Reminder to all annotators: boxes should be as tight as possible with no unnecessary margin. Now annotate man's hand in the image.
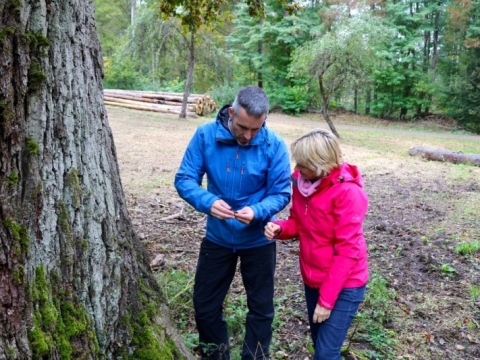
[210,200,235,220]
[313,304,331,324]
[264,222,281,240]
[234,206,254,224]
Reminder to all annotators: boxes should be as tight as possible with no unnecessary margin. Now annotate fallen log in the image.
[104,89,201,103]
[104,89,204,98]
[408,146,480,166]
[103,96,194,111]
[103,89,217,116]
[104,101,197,117]
[103,93,160,103]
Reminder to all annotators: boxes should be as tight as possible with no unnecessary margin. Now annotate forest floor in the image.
[107,105,480,360]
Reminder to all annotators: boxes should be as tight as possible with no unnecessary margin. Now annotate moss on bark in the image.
[28,265,101,359]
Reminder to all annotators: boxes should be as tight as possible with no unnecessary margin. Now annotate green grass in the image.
[349,271,400,359]
[455,240,480,256]
[342,130,480,157]
[471,285,480,302]
[156,266,308,360]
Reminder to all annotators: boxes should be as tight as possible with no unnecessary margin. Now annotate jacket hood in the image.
[292,162,364,192]
[216,104,231,129]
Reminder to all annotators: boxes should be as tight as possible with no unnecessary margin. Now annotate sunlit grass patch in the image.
[455,240,480,256]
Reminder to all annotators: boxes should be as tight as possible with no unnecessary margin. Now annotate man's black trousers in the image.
[193,239,276,360]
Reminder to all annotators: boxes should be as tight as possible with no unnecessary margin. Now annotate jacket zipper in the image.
[230,147,240,252]
[225,161,230,188]
[239,164,244,190]
[305,197,309,215]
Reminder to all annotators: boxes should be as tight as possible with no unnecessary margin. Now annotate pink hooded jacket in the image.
[274,162,369,310]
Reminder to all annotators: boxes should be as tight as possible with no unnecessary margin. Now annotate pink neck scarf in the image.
[297,174,322,197]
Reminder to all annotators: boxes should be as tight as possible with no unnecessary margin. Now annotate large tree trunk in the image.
[0,1,193,359]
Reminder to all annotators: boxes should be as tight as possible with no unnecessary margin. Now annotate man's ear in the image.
[228,107,234,118]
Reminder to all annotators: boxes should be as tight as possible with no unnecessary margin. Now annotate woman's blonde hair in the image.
[290,129,343,177]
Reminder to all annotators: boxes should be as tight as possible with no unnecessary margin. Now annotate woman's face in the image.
[294,163,320,181]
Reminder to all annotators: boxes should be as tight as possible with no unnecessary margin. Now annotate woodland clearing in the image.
[107,105,480,360]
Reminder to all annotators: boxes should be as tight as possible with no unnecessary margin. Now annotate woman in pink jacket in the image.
[265,129,369,360]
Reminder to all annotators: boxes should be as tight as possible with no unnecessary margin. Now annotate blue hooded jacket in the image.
[174,105,291,250]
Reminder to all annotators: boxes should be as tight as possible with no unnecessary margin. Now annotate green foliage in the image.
[160,78,186,93]
[93,0,480,133]
[269,85,309,115]
[352,271,399,358]
[455,240,480,256]
[154,0,227,34]
[93,0,131,56]
[157,268,194,326]
[228,2,320,89]
[438,0,480,133]
[104,55,145,90]
[440,263,457,277]
[471,285,480,302]
[210,81,239,108]
[290,14,390,115]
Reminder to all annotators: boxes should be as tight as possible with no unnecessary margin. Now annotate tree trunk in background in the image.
[258,41,263,88]
[365,88,371,115]
[0,1,193,359]
[354,89,358,114]
[257,18,264,89]
[131,0,136,25]
[180,32,195,119]
[318,76,340,138]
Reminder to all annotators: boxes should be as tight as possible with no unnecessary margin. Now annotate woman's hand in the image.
[264,222,281,240]
[313,304,331,323]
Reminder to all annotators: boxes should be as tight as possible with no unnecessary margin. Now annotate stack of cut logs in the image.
[103,89,217,117]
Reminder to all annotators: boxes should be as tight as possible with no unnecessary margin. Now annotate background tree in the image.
[154,0,228,118]
[94,0,133,56]
[438,0,480,132]
[290,15,389,137]
[0,0,193,358]
[91,0,480,134]
[227,1,320,113]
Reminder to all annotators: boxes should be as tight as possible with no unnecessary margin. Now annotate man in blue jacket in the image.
[175,86,291,359]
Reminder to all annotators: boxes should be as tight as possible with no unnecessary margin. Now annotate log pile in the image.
[409,146,480,167]
[103,89,217,117]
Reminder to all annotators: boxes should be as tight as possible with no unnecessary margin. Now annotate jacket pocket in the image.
[238,161,266,194]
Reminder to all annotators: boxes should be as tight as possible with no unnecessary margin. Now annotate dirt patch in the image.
[108,106,480,359]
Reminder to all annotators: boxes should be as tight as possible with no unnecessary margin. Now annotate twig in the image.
[159,211,183,221]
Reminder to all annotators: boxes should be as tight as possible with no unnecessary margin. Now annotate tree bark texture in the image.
[408,146,480,167]
[0,1,193,359]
